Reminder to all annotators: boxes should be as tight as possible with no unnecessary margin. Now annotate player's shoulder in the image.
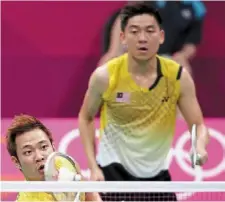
[93,64,109,84]
[157,55,182,80]
[94,64,108,78]
[17,192,55,202]
[91,54,127,96]
[16,192,37,202]
[92,54,127,87]
[179,66,193,86]
[89,64,109,94]
[157,55,180,68]
[106,53,128,71]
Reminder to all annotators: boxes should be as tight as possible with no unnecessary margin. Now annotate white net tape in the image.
[2,181,225,193]
[2,181,225,201]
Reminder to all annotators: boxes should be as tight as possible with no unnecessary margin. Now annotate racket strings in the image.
[44,152,84,201]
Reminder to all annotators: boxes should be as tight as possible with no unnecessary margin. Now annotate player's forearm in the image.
[86,192,102,201]
[78,117,98,169]
[196,124,209,149]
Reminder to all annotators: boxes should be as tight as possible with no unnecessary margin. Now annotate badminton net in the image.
[1,181,225,201]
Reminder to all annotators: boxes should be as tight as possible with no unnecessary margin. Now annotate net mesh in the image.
[99,192,225,201]
[2,191,225,201]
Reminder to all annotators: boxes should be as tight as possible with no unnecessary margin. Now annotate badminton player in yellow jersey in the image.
[79,2,209,201]
[6,114,101,201]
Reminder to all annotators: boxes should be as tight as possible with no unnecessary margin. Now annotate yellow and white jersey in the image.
[16,191,56,202]
[17,185,85,202]
[17,192,85,202]
[97,53,182,178]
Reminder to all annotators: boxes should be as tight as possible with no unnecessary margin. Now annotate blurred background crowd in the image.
[2,1,225,118]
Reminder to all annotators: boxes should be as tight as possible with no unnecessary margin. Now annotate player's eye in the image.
[147,30,154,33]
[23,151,32,156]
[41,145,49,150]
[131,30,138,34]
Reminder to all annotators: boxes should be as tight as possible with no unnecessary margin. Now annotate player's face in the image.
[121,14,164,61]
[11,129,54,181]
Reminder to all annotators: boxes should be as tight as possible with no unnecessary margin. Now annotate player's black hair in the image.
[120,2,162,32]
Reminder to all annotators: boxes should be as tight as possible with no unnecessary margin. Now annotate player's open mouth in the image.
[38,165,45,173]
[138,47,148,52]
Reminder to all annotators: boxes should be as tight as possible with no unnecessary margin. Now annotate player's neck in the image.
[128,54,157,76]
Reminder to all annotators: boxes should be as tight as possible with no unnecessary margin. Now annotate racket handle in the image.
[191,153,202,168]
[196,153,202,165]
[74,192,81,202]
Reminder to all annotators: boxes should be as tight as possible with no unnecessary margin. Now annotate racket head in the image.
[44,152,78,181]
[44,152,84,201]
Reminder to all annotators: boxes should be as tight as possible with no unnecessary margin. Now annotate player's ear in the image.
[159,29,165,45]
[120,31,127,46]
[11,156,21,170]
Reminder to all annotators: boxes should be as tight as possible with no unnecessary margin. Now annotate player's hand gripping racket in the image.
[191,124,202,169]
[44,152,83,202]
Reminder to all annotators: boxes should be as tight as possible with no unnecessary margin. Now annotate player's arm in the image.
[78,65,109,171]
[178,68,209,163]
[85,192,103,202]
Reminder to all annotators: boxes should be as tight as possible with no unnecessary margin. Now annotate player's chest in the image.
[107,77,178,107]
[105,87,177,124]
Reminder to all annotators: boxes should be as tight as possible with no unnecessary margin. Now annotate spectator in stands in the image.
[98,1,206,74]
